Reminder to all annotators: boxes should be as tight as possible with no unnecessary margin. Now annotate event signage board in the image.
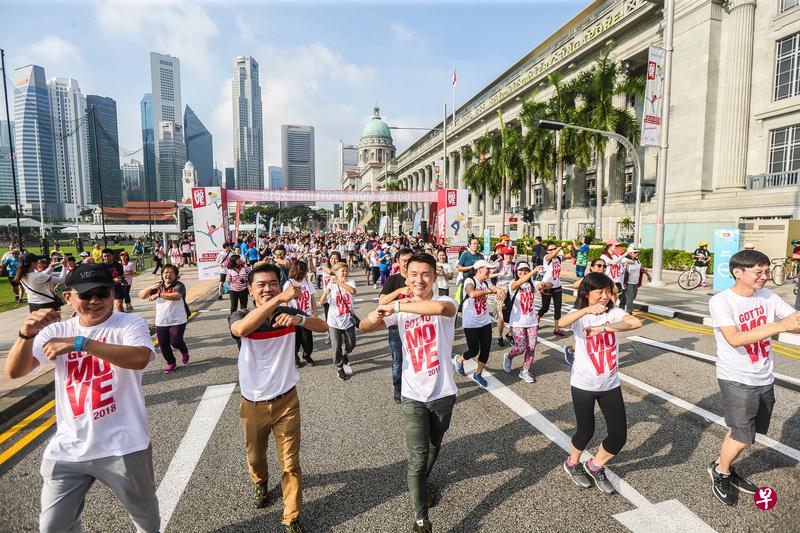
[641,46,666,146]
[713,229,740,291]
[435,189,469,246]
[190,187,226,280]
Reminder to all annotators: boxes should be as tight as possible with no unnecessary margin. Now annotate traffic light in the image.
[523,206,535,223]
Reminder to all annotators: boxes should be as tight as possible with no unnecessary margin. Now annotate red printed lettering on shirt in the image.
[520,289,534,315]
[609,263,620,280]
[740,314,770,362]
[63,339,116,418]
[585,330,618,375]
[335,292,351,316]
[404,320,439,373]
[474,295,487,315]
[552,260,561,281]
[297,288,310,312]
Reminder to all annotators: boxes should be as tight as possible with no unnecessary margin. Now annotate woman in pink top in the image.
[120,251,136,312]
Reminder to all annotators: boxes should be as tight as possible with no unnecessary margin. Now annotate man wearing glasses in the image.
[5,264,159,532]
[707,250,800,506]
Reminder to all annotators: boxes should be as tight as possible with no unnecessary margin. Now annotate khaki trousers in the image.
[240,387,302,525]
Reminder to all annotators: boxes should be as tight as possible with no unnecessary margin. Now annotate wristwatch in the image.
[394,301,401,314]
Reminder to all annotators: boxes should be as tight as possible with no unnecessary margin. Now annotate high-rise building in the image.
[268,165,283,189]
[87,95,123,207]
[140,94,156,203]
[150,52,184,200]
[0,121,15,207]
[13,65,59,218]
[184,105,214,186]
[121,160,144,202]
[232,56,264,189]
[225,167,235,189]
[156,121,186,201]
[48,78,91,218]
[212,167,222,187]
[281,125,315,205]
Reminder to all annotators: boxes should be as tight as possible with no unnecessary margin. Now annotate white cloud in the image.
[235,16,255,44]
[18,36,85,76]
[390,23,418,42]
[94,0,219,74]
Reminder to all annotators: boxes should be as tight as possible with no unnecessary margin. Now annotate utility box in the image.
[739,219,798,258]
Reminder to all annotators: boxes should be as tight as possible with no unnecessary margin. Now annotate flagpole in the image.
[452,64,456,131]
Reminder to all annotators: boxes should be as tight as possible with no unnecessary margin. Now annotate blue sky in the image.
[1,0,586,189]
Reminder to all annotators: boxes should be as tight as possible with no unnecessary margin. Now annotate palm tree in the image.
[573,48,644,239]
[463,135,499,231]
[370,202,382,231]
[520,99,555,211]
[497,111,526,235]
[385,180,406,233]
[345,203,353,224]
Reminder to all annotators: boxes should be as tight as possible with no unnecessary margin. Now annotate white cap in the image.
[743,242,755,249]
[516,261,531,271]
[79,251,89,257]
[472,260,493,270]
[627,246,639,254]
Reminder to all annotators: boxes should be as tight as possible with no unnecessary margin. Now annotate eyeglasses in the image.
[547,248,557,252]
[75,287,112,300]
[743,269,770,279]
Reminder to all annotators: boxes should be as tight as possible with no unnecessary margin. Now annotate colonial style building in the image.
[384,0,800,251]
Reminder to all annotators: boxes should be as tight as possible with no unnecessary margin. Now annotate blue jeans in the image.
[388,327,403,393]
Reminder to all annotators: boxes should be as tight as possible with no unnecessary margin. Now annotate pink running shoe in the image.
[164,364,177,374]
[181,353,190,365]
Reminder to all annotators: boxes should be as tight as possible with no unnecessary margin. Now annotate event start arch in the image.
[188,187,470,280]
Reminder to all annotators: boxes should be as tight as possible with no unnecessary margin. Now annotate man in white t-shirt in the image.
[5,264,158,533]
[229,263,328,531]
[360,252,458,533]
[707,249,800,506]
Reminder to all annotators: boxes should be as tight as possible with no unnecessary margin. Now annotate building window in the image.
[781,0,800,14]
[775,33,800,101]
[578,223,595,238]
[547,224,557,239]
[586,174,597,202]
[533,188,543,205]
[768,124,800,173]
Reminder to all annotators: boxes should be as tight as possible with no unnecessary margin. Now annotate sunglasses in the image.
[75,287,112,300]
[592,263,606,268]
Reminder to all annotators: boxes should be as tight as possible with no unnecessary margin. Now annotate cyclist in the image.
[132,240,145,269]
[693,241,711,288]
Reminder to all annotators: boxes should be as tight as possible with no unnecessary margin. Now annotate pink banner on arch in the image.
[224,189,439,203]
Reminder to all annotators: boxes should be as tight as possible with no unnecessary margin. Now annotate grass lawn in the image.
[0,277,25,313]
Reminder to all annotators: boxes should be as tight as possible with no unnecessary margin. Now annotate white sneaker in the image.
[519,370,536,383]
[325,333,331,345]
[502,352,512,373]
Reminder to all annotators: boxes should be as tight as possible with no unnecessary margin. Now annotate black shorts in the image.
[718,379,775,445]
[8,277,18,287]
[183,252,191,260]
[219,273,227,283]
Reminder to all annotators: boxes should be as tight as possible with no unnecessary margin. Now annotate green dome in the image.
[361,105,392,141]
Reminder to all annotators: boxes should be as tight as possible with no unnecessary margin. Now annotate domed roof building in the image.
[357,105,395,170]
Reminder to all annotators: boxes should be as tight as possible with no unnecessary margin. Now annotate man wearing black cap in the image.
[5,263,159,533]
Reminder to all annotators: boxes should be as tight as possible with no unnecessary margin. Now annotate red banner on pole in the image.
[234,202,241,241]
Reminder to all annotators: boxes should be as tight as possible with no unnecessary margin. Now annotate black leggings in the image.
[229,289,248,314]
[616,283,626,308]
[295,326,313,356]
[371,266,380,284]
[156,324,188,366]
[152,257,163,274]
[463,323,492,364]
[122,285,132,305]
[570,386,627,456]
[538,287,563,322]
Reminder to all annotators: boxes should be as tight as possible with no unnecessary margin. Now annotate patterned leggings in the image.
[508,326,537,372]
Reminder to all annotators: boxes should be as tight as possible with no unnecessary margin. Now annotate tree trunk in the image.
[596,148,604,240]
[525,169,532,208]
[500,174,508,236]
[482,194,488,233]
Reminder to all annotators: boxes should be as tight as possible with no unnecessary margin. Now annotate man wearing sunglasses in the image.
[5,264,159,532]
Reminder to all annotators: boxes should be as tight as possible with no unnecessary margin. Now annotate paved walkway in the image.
[0,266,217,419]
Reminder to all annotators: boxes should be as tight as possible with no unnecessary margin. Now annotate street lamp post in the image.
[536,119,643,246]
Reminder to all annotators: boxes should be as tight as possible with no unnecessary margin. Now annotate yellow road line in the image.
[0,415,56,466]
[772,346,800,360]
[0,400,55,445]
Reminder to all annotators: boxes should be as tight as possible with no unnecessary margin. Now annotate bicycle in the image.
[770,257,798,286]
[678,265,704,290]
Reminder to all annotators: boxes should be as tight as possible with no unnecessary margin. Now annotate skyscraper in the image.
[150,52,184,200]
[13,65,58,218]
[48,77,91,217]
[268,165,283,189]
[156,121,186,201]
[281,125,315,205]
[212,167,222,187]
[87,95,123,207]
[184,105,214,186]
[121,160,144,202]
[140,93,156,203]
[232,56,263,189]
[225,167,235,189]
[0,121,15,207]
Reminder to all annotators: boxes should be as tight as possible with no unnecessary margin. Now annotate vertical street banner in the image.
[641,46,666,147]
[713,229,740,291]
[436,189,468,246]
[412,209,423,235]
[190,187,225,280]
[379,215,389,236]
[268,217,274,235]
[255,212,261,235]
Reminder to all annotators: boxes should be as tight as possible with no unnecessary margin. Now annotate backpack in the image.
[456,276,476,313]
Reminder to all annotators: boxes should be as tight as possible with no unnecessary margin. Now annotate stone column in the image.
[608,149,625,203]
[448,153,457,189]
[571,166,587,208]
[457,152,465,190]
[714,0,757,190]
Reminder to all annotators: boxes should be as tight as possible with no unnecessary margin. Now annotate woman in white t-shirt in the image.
[599,241,627,308]
[168,242,183,268]
[319,251,342,345]
[558,272,642,494]
[120,251,136,312]
[139,264,189,374]
[284,260,318,368]
[502,261,551,383]
[435,249,454,296]
[17,253,68,312]
[323,261,358,381]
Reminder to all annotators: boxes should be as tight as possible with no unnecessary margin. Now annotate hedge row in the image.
[474,237,711,271]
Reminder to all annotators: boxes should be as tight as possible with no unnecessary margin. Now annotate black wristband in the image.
[18,331,37,340]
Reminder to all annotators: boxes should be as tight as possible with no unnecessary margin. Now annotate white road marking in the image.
[461,359,715,532]
[643,304,675,318]
[537,338,800,463]
[156,383,236,531]
[628,335,800,388]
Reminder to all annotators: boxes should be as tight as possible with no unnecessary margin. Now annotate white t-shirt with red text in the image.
[508,281,540,328]
[569,307,627,392]
[32,312,156,462]
[541,255,563,289]
[462,277,491,329]
[709,288,794,386]
[284,279,315,315]
[327,279,358,329]
[601,253,625,286]
[383,296,458,402]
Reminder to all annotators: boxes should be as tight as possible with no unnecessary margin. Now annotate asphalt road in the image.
[1,279,798,533]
